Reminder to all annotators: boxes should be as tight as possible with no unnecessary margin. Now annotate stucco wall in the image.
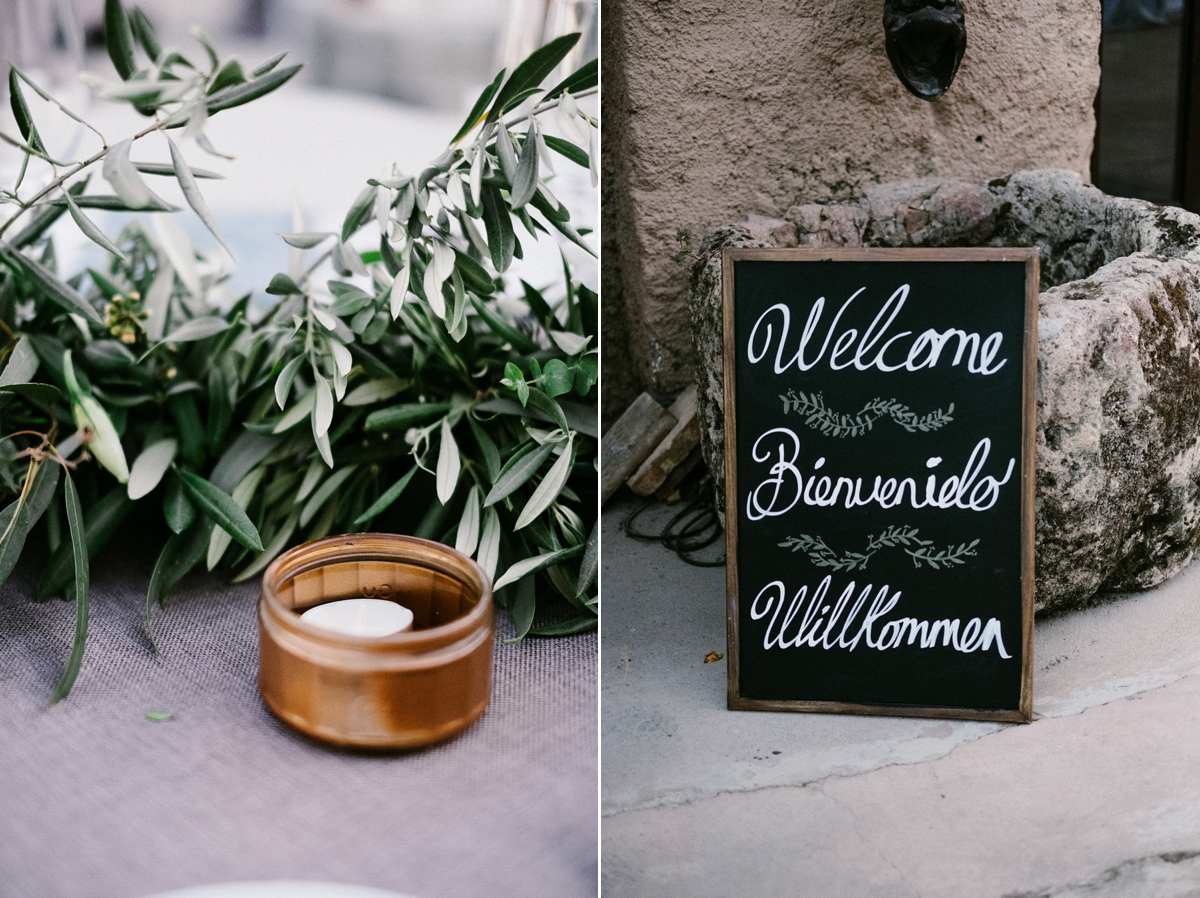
[601,0,1102,426]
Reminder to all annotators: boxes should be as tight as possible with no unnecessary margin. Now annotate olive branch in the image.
[780,390,954,438]
[779,525,980,571]
[0,3,599,702]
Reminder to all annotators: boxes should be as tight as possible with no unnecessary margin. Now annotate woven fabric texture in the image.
[0,547,597,898]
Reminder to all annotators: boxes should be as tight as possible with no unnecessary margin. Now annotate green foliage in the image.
[780,390,955,438]
[0,1,599,700]
[47,473,88,704]
[779,527,981,572]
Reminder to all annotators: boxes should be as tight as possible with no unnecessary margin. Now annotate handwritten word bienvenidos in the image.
[750,575,1012,657]
[746,428,1015,520]
[746,284,1007,375]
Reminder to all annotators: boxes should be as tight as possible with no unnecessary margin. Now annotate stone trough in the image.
[689,169,1200,614]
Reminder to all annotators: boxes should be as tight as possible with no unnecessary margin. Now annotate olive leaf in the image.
[103,138,157,209]
[511,123,540,208]
[266,273,302,295]
[389,258,411,317]
[252,51,288,78]
[576,521,598,598]
[510,578,537,642]
[274,390,316,433]
[343,377,405,407]
[515,437,574,529]
[48,474,89,704]
[436,416,461,504]
[167,134,231,256]
[8,67,47,155]
[452,67,505,145]
[1,246,101,322]
[161,316,230,343]
[543,135,590,168]
[130,7,162,61]
[206,63,302,114]
[491,33,580,116]
[0,461,60,588]
[163,474,196,534]
[38,488,133,601]
[103,0,137,80]
[0,336,39,386]
[493,543,584,591]
[530,615,596,637]
[274,356,304,408]
[455,485,482,557]
[543,57,598,102]
[495,125,518,183]
[176,469,263,552]
[0,383,59,406]
[481,185,516,271]
[128,438,178,500]
[312,375,334,438]
[300,465,355,527]
[206,467,264,570]
[364,401,451,432]
[485,442,553,507]
[476,506,501,581]
[279,232,333,249]
[352,466,417,525]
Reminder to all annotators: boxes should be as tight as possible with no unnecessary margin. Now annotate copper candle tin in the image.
[258,533,494,749]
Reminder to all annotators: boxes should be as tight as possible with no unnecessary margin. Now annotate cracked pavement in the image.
[602,496,1200,896]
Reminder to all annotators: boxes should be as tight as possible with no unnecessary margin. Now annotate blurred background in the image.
[0,0,598,312]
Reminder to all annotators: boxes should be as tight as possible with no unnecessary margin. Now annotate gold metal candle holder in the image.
[258,533,494,749]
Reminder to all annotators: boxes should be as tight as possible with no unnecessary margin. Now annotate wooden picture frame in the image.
[722,247,1038,723]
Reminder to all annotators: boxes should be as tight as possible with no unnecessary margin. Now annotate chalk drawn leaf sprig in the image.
[779,526,979,572]
[779,391,954,438]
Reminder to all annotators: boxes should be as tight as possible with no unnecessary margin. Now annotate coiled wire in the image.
[620,476,726,567]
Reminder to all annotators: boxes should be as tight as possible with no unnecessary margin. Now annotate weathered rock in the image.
[860,177,1000,247]
[745,214,798,247]
[689,169,1200,612]
[688,224,773,519]
[984,170,1200,288]
[786,204,868,247]
[1037,256,1200,610]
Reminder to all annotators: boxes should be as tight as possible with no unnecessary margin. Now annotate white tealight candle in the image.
[299,598,414,638]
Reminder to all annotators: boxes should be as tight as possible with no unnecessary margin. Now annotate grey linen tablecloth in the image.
[0,544,597,898]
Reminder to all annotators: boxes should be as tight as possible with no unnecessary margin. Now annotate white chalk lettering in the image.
[750,575,1012,658]
[746,284,1007,376]
[746,429,1015,519]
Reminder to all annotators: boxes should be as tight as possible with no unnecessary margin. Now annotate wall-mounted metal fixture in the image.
[884,0,968,100]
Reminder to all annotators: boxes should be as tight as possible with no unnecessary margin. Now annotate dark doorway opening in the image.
[1093,0,1190,205]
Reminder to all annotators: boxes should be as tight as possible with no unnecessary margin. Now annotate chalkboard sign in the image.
[722,247,1037,723]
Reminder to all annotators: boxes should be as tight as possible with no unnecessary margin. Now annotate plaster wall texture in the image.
[601,0,1102,425]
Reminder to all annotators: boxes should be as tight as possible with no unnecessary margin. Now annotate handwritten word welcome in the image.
[747,284,1007,375]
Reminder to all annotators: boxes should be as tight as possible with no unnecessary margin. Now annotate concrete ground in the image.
[601,494,1200,897]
